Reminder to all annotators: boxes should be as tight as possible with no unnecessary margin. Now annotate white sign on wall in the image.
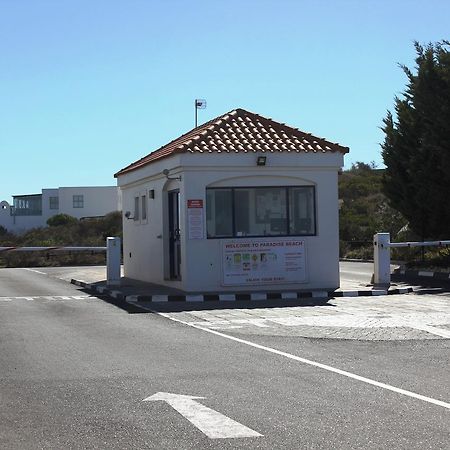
[187,199,204,240]
[222,238,306,286]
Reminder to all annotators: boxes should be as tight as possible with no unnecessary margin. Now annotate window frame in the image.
[133,196,140,222]
[49,196,59,210]
[141,193,148,223]
[73,195,84,208]
[206,185,316,239]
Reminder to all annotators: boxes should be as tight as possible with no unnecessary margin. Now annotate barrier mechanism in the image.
[373,233,450,286]
[106,237,121,286]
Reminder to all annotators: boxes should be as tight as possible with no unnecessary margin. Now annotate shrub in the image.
[47,214,78,227]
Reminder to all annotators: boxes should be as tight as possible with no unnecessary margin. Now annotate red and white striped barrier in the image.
[0,237,121,287]
[373,233,450,285]
[0,246,107,253]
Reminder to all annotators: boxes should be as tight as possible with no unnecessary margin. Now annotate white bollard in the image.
[373,232,391,286]
[107,237,121,286]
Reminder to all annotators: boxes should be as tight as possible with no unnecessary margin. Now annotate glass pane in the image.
[206,189,232,237]
[235,187,287,236]
[289,187,315,235]
[134,196,140,221]
[141,195,147,220]
[13,195,42,216]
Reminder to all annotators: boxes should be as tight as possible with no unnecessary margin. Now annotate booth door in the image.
[168,190,181,280]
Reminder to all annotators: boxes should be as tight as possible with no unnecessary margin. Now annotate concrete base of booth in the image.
[71,278,413,303]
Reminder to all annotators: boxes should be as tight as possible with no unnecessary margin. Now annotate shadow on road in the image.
[391,273,450,295]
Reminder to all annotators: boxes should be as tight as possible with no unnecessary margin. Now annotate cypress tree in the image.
[381,41,450,240]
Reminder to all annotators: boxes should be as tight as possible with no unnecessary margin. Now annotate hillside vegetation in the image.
[339,162,407,259]
[0,212,122,267]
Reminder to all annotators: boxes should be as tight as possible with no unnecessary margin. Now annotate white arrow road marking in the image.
[143,392,262,439]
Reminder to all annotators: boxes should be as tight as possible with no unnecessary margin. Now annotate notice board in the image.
[222,238,306,286]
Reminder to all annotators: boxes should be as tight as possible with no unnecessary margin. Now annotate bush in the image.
[47,214,78,227]
[0,212,122,267]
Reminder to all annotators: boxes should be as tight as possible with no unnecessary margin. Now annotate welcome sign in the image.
[222,238,306,286]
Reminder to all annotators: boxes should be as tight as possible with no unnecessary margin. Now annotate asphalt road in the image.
[1,267,449,449]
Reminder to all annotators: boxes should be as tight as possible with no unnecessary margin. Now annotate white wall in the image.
[0,186,121,234]
[58,186,120,219]
[118,151,344,292]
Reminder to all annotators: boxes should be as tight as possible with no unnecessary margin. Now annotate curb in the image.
[71,279,125,301]
[394,268,450,281]
[71,279,413,303]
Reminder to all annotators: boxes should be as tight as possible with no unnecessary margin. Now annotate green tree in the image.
[381,41,450,240]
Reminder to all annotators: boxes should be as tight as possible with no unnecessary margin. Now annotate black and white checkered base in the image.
[71,279,413,303]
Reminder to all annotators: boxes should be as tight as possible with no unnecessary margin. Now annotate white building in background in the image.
[115,108,349,293]
[0,186,121,234]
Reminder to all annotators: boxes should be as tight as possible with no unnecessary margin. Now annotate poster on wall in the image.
[187,199,204,239]
[222,238,306,286]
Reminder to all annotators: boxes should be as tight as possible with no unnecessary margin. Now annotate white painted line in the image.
[418,271,434,277]
[126,295,139,302]
[218,294,236,301]
[0,298,12,302]
[186,295,204,302]
[152,295,168,302]
[144,392,262,439]
[371,290,387,296]
[281,292,297,300]
[250,293,267,301]
[155,312,450,410]
[341,291,359,297]
[312,291,328,298]
[20,268,47,275]
[410,324,450,339]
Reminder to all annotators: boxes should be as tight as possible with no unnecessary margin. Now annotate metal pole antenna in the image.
[195,99,198,128]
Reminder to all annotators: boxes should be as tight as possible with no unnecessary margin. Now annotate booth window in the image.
[206,186,315,238]
[141,195,147,221]
[134,196,140,221]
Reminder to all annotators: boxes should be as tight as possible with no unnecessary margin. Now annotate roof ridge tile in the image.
[115,108,348,177]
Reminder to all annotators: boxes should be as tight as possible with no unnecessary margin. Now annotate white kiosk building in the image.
[115,109,348,293]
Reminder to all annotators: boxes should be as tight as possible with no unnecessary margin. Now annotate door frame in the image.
[168,189,181,280]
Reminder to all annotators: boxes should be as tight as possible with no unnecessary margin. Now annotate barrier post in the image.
[107,237,121,286]
[373,232,391,286]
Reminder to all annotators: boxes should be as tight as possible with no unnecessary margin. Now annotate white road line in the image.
[0,295,91,301]
[409,324,450,339]
[20,268,48,275]
[144,392,262,439]
[155,311,450,410]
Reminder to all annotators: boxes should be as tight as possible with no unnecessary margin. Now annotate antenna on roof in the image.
[195,99,207,127]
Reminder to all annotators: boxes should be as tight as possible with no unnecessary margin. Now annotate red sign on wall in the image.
[187,199,204,239]
[187,199,203,208]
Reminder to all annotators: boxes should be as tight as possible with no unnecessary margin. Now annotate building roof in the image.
[115,108,349,177]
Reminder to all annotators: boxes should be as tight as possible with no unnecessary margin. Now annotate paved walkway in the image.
[32,265,450,341]
[146,293,450,341]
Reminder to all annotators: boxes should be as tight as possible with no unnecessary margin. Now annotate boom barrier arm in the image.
[0,237,121,287]
[373,233,450,286]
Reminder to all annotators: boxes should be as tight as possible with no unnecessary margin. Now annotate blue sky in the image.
[1,0,449,201]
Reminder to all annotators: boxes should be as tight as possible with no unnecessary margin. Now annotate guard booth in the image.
[115,108,348,293]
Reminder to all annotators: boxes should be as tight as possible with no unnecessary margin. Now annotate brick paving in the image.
[149,294,450,341]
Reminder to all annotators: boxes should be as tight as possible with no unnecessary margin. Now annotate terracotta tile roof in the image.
[115,108,349,177]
